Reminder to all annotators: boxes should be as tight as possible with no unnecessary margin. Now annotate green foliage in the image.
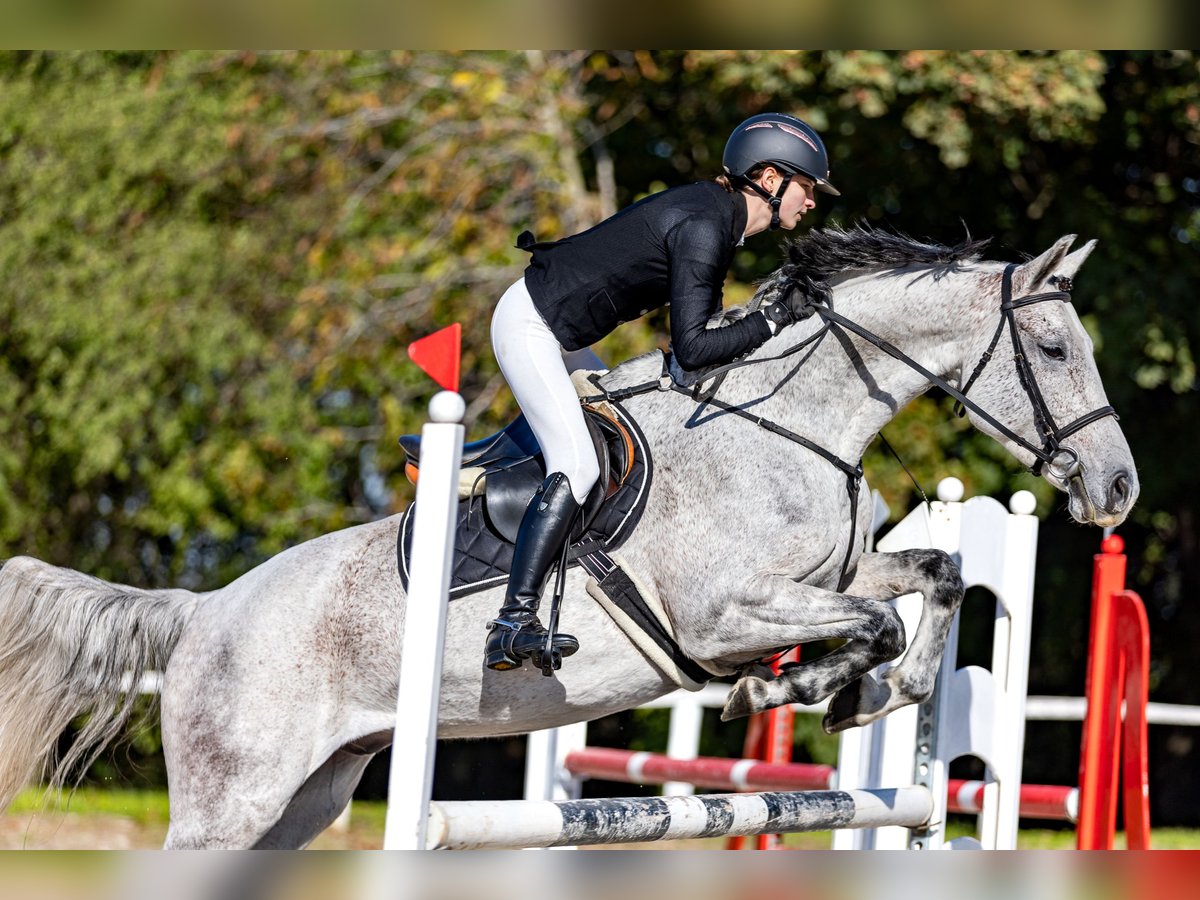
[792,712,840,767]
[0,51,581,585]
[0,52,336,585]
[12,784,171,825]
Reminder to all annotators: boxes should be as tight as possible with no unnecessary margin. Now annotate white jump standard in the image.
[426,787,933,850]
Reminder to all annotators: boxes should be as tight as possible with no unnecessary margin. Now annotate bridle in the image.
[584,261,1120,591]
[951,263,1119,482]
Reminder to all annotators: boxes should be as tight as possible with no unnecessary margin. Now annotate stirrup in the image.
[485,619,578,672]
[530,633,580,676]
[530,636,580,676]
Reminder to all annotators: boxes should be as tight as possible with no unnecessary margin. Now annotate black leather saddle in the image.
[397,401,651,598]
[399,406,632,542]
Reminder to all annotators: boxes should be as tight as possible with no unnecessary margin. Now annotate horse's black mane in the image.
[718,222,992,325]
[748,224,993,312]
[783,221,991,282]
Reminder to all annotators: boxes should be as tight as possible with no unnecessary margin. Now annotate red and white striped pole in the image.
[566,748,1079,822]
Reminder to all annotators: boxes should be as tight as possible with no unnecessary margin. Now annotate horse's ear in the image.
[1012,235,1077,294]
[1055,238,1098,283]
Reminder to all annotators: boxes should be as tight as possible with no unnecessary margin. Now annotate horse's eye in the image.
[1041,344,1067,362]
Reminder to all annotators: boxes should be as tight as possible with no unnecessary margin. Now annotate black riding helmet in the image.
[723,112,839,230]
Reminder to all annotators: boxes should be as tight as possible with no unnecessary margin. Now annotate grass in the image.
[7,787,1199,849]
[4,787,390,849]
[11,786,171,826]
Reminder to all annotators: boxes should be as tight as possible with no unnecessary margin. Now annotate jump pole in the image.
[425,787,933,850]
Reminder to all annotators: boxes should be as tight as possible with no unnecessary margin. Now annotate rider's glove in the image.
[781,277,830,320]
[761,300,795,334]
[762,277,831,334]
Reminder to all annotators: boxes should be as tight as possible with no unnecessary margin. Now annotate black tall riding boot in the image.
[484,472,582,671]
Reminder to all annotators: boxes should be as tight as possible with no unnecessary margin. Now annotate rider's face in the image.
[760,169,817,230]
[778,177,817,229]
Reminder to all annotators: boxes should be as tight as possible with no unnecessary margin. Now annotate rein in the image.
[818,263,1118,481]
[681,315,832,403]
[582,261,1119,594]
[582,362,864,592]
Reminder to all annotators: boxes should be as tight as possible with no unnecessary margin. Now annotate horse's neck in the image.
[734,267,981,463]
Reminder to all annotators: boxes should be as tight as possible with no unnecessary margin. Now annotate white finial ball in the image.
[428,391,466,423]
[1009,490,1037,516]
[936,477,965,503]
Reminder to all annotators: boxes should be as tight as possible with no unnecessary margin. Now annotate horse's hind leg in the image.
[252,746,376,849]
[822,548,964,733]
[162,728,375,849]
[161,713,322,850]
[159,641,349,849]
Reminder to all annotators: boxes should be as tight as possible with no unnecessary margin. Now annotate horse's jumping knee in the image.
[869,604,907,663]
[722,601,908,721]
[916,548,965,608]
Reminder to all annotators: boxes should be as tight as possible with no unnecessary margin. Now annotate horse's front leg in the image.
[668,575,908,724]
[821,548,964,733]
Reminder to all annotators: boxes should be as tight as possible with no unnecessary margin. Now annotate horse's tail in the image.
[0,555,200,808]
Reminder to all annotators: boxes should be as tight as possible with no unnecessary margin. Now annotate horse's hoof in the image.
[823,672,896,733]
[822,680,864,734]
[720,676,770,721]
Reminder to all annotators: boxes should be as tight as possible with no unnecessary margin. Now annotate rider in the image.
[484,112,840,672]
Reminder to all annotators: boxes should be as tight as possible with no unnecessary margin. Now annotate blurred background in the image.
[0,50,1197,841]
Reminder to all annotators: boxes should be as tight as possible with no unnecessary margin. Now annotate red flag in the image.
[407,323,462,392]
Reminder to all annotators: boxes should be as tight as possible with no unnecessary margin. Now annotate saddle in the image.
[397,396,652,598]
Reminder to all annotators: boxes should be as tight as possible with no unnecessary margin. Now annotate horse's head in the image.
[961,236,1137,526]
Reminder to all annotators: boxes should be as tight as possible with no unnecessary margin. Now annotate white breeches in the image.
[491,279,602,505]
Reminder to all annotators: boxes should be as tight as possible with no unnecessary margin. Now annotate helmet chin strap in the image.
[740,173,793,230]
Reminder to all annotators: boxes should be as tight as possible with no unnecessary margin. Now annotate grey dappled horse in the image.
[0,227,1137,848]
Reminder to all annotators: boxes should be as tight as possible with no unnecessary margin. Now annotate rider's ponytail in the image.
[715,163,767,193]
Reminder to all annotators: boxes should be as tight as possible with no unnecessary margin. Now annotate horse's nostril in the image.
[1108,470,1132,510]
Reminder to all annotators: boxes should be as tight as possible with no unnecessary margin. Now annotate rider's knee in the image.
[564,457,601,505]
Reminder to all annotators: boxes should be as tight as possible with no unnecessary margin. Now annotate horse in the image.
[0,226,1137,848]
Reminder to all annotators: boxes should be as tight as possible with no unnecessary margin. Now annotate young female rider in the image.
[485,112,840,672]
